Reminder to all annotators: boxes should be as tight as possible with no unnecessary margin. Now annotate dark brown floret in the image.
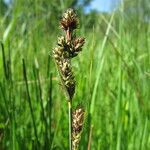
[60,8,78,31]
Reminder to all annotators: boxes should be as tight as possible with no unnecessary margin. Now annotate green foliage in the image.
[0,0,150,149]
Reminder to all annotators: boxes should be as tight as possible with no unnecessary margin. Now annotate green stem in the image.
[68,100,72,150]
[22,59,39,147]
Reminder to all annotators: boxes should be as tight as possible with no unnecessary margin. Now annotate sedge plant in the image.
[53,8,85,150]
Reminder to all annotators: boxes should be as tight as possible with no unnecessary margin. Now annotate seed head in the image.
[60,8,78,31]
[72,107,85,150]
[53,8,85,100]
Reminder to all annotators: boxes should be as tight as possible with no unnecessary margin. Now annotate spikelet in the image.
[72,107,85,150]
[53,47,75,100]
[70,37,85,57]
[60,8,78,31]
[57,36,85,58]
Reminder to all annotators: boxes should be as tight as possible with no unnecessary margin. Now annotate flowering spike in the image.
[72,107,85,150]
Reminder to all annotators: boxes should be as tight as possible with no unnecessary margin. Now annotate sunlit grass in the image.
[0,0,150,149]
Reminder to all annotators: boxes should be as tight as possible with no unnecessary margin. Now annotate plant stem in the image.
[68,100,72,150]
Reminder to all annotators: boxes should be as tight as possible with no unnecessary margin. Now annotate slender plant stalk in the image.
[1,42,8,79]
[68,100,72,150]
[22,59,39,147]
[48,73,53,147]
[88,125,93,150]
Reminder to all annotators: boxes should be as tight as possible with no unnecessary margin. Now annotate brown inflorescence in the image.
[72,107,85,150]
[53,8,85,100]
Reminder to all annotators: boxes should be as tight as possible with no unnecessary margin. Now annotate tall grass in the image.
[0,0,150,149]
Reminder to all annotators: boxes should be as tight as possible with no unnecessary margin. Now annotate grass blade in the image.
[22,58,39,148]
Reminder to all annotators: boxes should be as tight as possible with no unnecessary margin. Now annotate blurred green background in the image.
[0,0,150,149]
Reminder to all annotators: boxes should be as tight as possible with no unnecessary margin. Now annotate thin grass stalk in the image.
[0,82,10,118]
[68,100,72,150]
[87,125,93,150]
[32,64,40,103]
[48,73,53,148]
[22,59,39,147]
[7,40,12,81]
[47,55,51,77]
[0,42,8,79]
[36,67,49,149]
